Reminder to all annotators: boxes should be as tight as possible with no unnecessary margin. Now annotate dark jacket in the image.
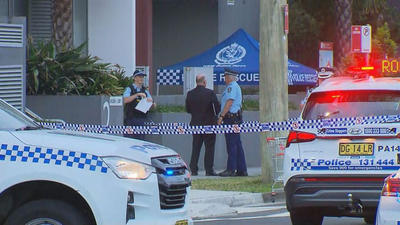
[186,85,220,126]
[124,85,148,120]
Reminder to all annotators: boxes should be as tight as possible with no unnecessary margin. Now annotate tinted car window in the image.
[302,90,400,120]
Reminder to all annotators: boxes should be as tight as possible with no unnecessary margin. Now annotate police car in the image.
[376,169,400,225]
[0,99,192,225]
[283,73,400,225]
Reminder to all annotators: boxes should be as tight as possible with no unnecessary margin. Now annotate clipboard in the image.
[135,98,152,113]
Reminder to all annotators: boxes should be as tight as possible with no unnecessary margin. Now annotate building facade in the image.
[0,0,261,95]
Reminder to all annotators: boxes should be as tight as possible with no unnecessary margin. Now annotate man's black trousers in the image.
[190,133,216,173]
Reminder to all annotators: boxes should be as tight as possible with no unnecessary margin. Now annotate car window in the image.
[0,100,39,130]
[302,90,400,120]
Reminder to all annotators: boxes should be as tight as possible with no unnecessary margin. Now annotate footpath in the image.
[187,167,285,219]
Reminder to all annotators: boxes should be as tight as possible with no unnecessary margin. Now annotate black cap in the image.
[133,70,147,77]
[223,68,239,76]
[318,67,335,73]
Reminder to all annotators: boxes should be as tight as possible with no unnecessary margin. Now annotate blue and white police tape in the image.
[144,121,261,126]
[40,115,400,135]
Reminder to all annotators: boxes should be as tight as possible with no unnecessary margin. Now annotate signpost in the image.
[284,4,289,34]
[351,25,371,53]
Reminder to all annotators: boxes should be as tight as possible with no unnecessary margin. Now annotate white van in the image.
[0,99,192,225]
[283,76,400,225]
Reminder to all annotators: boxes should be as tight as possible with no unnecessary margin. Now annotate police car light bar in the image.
[348,66,375,72]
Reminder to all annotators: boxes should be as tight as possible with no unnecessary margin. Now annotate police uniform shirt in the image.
[221,81,242,113]
[123,84,151,99]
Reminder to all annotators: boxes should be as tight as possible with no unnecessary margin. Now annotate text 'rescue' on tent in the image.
[157,28,317,86]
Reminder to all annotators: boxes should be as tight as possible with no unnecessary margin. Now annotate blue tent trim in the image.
[157,28,317,86]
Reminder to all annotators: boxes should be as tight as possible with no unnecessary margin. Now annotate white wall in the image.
[73,0,88,55]
[88,0,135,77]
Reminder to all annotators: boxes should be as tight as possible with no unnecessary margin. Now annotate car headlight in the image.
[102,157,155,180]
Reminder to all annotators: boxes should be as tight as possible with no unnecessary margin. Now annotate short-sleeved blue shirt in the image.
[123,83,151,99]
[221,81,242,113]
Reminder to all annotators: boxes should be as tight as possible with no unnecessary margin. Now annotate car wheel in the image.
[290,209,323,225]
[364,215,376,224]
[4,199,88,225]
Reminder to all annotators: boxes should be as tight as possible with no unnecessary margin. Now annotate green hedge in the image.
[26,37,132,96]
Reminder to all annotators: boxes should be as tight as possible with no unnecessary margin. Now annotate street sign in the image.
[284,4,289,34]
[351,25,371,53]
[351,25,362,53]
[361,25,371,53]
[319,42,333,68]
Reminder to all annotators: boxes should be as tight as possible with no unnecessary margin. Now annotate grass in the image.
[191,175,282,193]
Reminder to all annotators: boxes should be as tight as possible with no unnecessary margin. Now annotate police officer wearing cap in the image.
[218,68,248,177]
[123,70,156,140]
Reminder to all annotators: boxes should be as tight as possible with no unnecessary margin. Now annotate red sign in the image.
[284,4,289,34]
[351,25,362,53]
[319,42,333,50]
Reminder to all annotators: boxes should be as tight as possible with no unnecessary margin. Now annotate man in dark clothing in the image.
[185,74,220,176]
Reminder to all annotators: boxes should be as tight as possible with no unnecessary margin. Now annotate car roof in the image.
[313,76,400,92]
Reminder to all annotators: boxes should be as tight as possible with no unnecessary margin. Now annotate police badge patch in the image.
[228,87,232,93]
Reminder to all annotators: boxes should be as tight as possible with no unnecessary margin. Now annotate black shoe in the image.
[191,172,198,176]
[236,171,248,176]
[206,171,218,176]
[219,170,236,177]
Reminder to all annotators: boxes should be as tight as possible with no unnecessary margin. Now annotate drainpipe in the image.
[8,0,14,23]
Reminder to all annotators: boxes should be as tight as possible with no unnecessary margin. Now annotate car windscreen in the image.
[302,90,400,120]
[0,100,39,130]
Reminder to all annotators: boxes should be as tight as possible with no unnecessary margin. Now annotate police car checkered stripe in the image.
[157,69,182,85]
[0,144,108,173]
[41,115,400,135]
[291,158,312,171]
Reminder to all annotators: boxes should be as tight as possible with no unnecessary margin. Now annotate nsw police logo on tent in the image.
[215,42,246,65]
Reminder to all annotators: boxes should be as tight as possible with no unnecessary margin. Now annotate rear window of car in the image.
[302,90,400,120]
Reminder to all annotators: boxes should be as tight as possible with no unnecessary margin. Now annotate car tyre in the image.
[290,209,323,225]
[4,199,88,225]
[364,215,376,224]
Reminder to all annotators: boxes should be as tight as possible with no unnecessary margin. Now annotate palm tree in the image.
[334,0,352,68]
[334,0,386,69]
[51,0,73,51]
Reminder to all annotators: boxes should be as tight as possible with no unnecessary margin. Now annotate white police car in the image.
[0,99,192,225]
[376,169,400,225]
[283,75,400,225]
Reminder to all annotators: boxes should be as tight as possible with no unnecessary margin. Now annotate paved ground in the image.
[188,167,285,219]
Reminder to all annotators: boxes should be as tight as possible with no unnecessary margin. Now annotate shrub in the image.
[26,37,127,96]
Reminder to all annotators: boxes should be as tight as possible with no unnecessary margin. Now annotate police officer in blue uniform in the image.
[123,70,156,140]
[218,68,248,177]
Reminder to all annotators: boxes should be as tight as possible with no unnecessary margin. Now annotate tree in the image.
[334,0,352,68]
[334,0,387,68]
[288,1,320,68]
[373,22,397,59]
[289,0,389,70]
[51,0,73,51]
